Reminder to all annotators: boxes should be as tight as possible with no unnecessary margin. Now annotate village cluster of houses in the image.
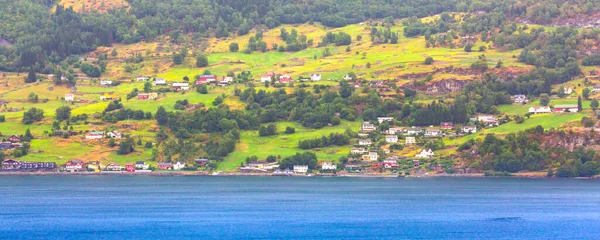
[1,158,210,173]
[62,160,187,173]
[0,135,23,150]
[528,105,580,114]
[239,161,336,175]
[514,94,581,114]
[258,72,323,83]
[353,117,482,160]
[85,131,122,140]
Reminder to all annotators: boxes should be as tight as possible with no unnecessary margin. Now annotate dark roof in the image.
[158,162,171,166]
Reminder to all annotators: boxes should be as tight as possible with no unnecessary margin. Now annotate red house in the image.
[138,93,149,100]
[196,75,217,85]
[158,162,172,170]
[279,75,292,83]
[440,122,453,130]
[383,160,399,169]
[8,135,20,143]
[125,163,135,172]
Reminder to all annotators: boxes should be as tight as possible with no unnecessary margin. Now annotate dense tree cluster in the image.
[278,152,318,170]
[460,127,600,176]
[320,32,351,46]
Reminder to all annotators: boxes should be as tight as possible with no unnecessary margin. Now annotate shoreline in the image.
[0,171,597,179]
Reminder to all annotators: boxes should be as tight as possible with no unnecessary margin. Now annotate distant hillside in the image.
[55,0,129,13]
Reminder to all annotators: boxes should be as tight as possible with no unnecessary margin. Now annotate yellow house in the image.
[86,161,101,172]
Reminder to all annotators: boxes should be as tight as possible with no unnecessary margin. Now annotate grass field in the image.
[18,138,95,165]
[218,120,362,171]
[486,113,583,134]
[498,99,591,115]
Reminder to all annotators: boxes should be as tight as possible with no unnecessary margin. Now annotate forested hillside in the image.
[2,0,600,72]
[2,0,600,176]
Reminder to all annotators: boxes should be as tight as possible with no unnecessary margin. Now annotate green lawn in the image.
[123,91,220,112]
[486,113,583,134]
[217,120,361,171]
[498,99,590,115]
[18,138,94,165]
[107,148,154,165]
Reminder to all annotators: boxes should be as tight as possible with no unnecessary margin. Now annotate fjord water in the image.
[1,176,599,239]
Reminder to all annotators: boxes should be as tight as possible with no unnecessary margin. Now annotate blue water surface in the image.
[0,176,599,239]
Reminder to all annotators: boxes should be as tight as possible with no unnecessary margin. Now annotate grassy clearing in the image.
[18,138,95,165]
[218,120,361,171]
[3,83,71,100]
[498,99,591,115]
[486,113,583,134]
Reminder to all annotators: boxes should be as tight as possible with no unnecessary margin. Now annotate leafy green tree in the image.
[229,42,239,52]
[212,95,223,106]
[26,69,37,83]
[285,126,296,134]
[196,84,208,94]
[424,56,434,65]
[155,106,168,125]
[22,108,44,124]
[196,54,209,67]
[583,88,591,100]
[55,106,71,121]
[118,138,135,155]
[144,82,152,93]
[539,93,550,106]
[591,99,599,111]
[28,92,38,103]
[173,54,183,65]
[108,138,117,147]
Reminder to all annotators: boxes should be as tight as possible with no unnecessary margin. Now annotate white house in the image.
[65,94,75,102]
[136,77,150,81]
[65,160,85,172]
[173,162,185,171]
[385,127,403,135]
[343,74,353,81]
[311,74,322,81]
[321,162,337,171]
[171,82,190,91]
[362,122,376,132]
[385,135,398,143]
[135,161,150,170]
[222,76,234,83]
[377,117,394,124]
[154,78,167,86]
[476,114,496,122]
[105,162,123,171]
[563,87,573,95]
[528,106,552,114]
[106,131,122,139]
[260,76,272,82]
[462,126,477,134]
[415,148,435,158]
[513,95,527,104]
[368,152,379,161]
[294,165,308,173]
[358,139,372,146]
[100,80,113,85]
[424,129,443,137]
[351,147,368,154]
[404,137,416,145]
[404,127,423,135]
[85,131,104,140]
